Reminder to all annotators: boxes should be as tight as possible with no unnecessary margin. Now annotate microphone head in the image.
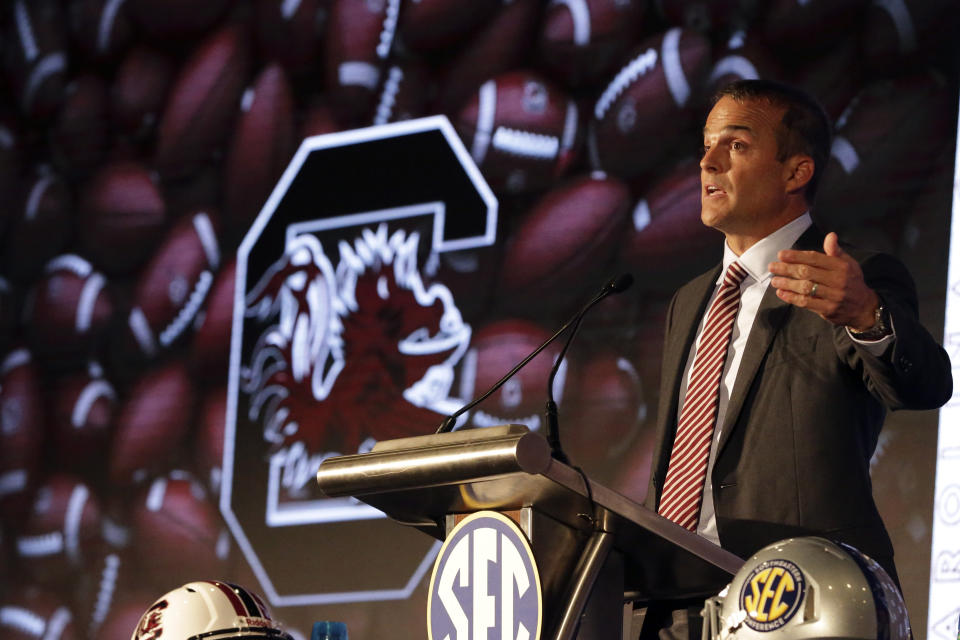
[607,273,634,293]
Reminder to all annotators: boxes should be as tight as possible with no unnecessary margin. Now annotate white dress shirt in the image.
[674,213,894,544]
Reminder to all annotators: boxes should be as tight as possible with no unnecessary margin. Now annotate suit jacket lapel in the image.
[655,266,720,479]
[715,224,825,457]
[715,284,791,456]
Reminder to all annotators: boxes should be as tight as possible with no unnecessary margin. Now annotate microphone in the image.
[436,273,635,446]
[544,273,633,463]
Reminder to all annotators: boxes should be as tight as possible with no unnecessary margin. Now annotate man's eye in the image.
[732,141,745,151]
[700,145,709,156]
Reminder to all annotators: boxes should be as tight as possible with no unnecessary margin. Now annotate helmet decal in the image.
[738,559,806,632]
[133,599,167,640]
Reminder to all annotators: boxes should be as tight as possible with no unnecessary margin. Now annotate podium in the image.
[316,424,743,639]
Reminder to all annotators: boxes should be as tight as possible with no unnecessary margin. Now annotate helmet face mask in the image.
[703,537,911,640]
[131,581,294,640]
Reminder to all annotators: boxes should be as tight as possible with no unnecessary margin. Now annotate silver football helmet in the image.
[702,537,910,640]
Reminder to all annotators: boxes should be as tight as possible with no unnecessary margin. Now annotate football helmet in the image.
[130,580,293,640]
[702,537,910,640]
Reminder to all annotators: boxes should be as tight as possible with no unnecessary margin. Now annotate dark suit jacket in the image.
[644,225,952,572]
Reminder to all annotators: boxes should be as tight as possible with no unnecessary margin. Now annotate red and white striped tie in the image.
[658,261,749,530]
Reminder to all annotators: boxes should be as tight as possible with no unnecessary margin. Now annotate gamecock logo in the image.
[223,116,498,604]
[242,223,471,518]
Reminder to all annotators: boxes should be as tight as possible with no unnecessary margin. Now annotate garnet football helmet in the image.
[702,537,910,640]
[130,581,293,640]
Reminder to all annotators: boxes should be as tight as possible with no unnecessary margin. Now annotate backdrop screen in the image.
[0,1,957,638]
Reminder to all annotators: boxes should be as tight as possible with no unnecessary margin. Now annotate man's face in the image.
[700,96,793,244]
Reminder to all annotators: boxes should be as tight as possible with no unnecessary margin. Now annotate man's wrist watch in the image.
[849,303,891,341]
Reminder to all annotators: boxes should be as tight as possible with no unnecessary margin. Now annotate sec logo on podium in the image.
[428,511,543,640]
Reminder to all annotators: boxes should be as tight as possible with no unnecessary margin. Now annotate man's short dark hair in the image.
[714,79,832,204]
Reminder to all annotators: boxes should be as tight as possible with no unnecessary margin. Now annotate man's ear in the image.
[784,154,814,195]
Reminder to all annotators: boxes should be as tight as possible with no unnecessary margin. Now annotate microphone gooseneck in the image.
[435,313,573,434]
[544,273,634,462]
[437,272,635,465]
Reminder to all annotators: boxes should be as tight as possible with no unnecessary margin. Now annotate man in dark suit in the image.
[643,79,952,597]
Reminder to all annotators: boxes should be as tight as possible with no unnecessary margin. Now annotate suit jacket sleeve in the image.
[836,250,952,411]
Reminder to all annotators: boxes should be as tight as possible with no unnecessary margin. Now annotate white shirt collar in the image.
[720,212,813,285]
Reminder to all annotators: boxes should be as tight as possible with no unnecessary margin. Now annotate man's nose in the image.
[700,146,719,172]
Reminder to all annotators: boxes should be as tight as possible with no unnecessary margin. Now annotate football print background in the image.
[0,0,957,638]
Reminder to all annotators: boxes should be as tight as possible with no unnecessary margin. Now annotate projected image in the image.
[0,0,957,638]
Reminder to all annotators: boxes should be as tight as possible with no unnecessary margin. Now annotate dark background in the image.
[0,0,957,638]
